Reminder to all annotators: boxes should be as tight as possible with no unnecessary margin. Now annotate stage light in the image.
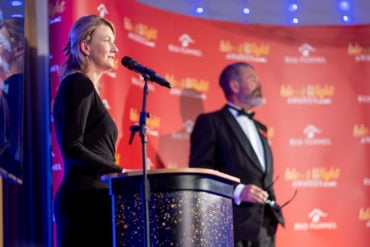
[292,17,299,24]
[10,1,23,6]
[196,7,204,14]
[342,15,351,22]
[11,14,23,18]
[338,1,351,11]
[289,3,299,12]
[242,7,250,15]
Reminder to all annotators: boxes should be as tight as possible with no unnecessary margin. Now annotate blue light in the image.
[289,4,299,12]
[342,15,351,22]
[11,1,23,7]
[11,14,24,18]
[339,1,351,11]
[292,18,299,24]
[196,7,204,14]
[242,7,250,15]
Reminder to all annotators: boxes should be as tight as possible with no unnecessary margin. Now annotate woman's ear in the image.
[14,41,24,58]
[79,40,90,56]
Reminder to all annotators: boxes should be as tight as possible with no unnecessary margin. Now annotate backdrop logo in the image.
[353,124,370,144]
[130,75,155,91]
[97,4,108,17]
[285,43,327,64]
[219,40,269,63]
[364,177,370,186]
[348,43,370,62]
[359,207,370,228]
[285,166,339,188]
[289,125,332,146]
[358,95,370,103]
[168,34,203,57]
[299,43,315,56]
[49,0,66,24]
[167,74,209,99]
[266,127,275,140]
[124,17,158,47]
[179,34,193,47]
[171,119,194,141]
[129,108,160,136]
[280,84,334,105]
[294,208,337,231]
[50,64,59,73]
[52,163,62,171]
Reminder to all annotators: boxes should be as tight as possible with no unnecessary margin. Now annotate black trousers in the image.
[234,210,276,247]
[55,188,113,247]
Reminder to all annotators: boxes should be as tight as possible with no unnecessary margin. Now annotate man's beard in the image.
[247,96,265,107]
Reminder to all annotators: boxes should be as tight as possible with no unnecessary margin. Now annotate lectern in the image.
[102,168,240,247]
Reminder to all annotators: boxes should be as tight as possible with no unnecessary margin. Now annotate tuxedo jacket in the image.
[189,105,284,241]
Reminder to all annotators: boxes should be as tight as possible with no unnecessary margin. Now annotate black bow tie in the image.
[228,105,255,119]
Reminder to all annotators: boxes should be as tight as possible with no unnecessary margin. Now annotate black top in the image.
[53,72,122,190]
[0,73,23,182]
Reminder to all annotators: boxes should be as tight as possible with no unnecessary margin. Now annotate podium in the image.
[102,168,240,247]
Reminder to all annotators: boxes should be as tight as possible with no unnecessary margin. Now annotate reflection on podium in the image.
[102,168,240,247]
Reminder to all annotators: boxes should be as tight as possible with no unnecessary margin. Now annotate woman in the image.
[53,15,123,247]
[0,17,24,182]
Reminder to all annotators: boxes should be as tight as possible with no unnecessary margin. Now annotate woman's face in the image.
[0,27,13,73]
[84,24,118,74]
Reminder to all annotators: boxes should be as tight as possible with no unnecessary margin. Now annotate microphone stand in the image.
[129,75,151,247]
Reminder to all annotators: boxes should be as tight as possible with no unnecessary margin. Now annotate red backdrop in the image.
[49,0,370,246]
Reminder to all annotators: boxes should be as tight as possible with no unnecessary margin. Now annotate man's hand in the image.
[240,184,268,204]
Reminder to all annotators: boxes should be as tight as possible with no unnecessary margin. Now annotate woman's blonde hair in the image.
[61,15,115,79]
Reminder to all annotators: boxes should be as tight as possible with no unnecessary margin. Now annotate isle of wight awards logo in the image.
[280,84,334,105]
[285,166,340,188]
[49,0,66,24]
[348,43,370,62]
[124,17,158,48]
[353,124,370,144]
[219,40,270,63]
[359,207,370,228]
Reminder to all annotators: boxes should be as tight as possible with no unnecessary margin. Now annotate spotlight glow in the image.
[242,8,250,14]
[196,7,204,14]
[11,1,23,6]
[292,18,299,24]
[339,1,351,11]
[342,15,350,22]
[289,4,299,12]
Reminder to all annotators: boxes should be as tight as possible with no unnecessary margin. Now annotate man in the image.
[189,62,284,247]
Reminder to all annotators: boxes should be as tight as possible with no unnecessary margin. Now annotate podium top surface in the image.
[101,167,240,184]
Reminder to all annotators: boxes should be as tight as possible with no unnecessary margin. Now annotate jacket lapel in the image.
[221,106,264,172]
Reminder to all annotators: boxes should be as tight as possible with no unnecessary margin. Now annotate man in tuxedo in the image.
[189,62,284,247]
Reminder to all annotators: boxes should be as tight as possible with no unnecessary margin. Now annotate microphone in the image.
[121,56,171,88]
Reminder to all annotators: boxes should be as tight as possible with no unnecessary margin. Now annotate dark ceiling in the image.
[137,0,370,25]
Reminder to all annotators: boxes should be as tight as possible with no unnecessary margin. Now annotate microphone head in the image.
[121,56,135,69]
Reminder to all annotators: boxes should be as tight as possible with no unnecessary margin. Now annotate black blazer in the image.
[189,105,284,241]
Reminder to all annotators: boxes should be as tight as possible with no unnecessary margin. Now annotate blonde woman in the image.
[53,15,123,247]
